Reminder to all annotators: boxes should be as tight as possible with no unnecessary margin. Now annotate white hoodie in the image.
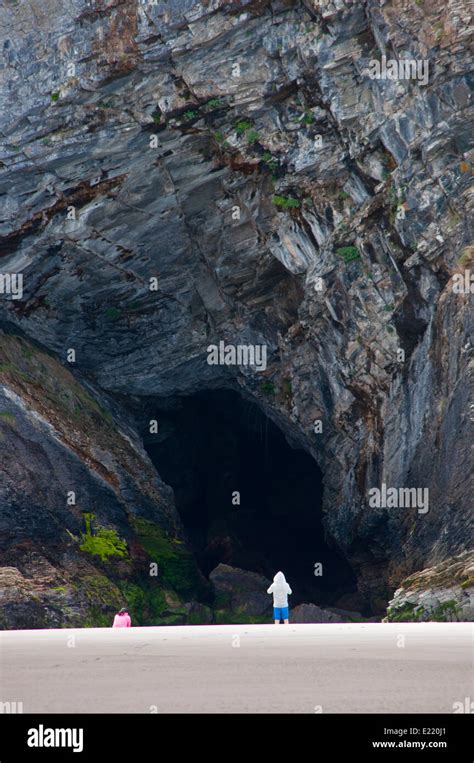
[267,571,292,608]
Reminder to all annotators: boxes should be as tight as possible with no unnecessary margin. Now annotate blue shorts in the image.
[273,606,289,620]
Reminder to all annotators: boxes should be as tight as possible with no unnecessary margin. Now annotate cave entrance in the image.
[145,390,358,609]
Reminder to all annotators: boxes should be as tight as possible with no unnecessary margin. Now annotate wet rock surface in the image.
[0,1,472,625]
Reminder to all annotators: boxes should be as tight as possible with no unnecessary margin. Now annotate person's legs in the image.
[282,607,289,624]
[273,607,282,624]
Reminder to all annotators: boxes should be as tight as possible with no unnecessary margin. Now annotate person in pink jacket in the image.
[112,607,131,628]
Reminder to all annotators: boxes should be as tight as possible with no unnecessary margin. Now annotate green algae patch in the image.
[386,602,425,622]
[116,581,171,624]
[79,574,123,606]
[386,599,462,622]
[118,581,192,625]
[131,517,202,598]
[430,600,461,622]
[76,573,124,627]
[117,581,147,619]
[73,573,185,627]
[79,513,128,562]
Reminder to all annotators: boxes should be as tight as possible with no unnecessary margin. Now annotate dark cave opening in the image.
[144,390,358,610]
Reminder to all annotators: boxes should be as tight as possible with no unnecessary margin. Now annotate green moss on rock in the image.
[386,602,425,622]
[387,599,462,623]
[76,573,123,627]
[430,600,461,622]
[130,518,202,598]
[116,581,173,625]
[78,574,123,607]
[272,194,301,209]
[214,591,232,610]
[79,513,128,562]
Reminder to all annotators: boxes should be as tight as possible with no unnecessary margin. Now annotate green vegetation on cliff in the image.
[79,513,128,562]
[430,600,461,621]
[336,245,361,264]
[386,602,425,622]
[77,573,124,628]
[131,517,203,598]
[272,194,301,209]
[75,572,187,628]
[386,599,462,622]
[115,581,186,625]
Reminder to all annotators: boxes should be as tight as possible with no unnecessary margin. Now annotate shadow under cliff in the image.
[144,390,360,610]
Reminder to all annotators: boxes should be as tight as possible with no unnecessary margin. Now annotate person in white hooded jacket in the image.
[267,571,292,624]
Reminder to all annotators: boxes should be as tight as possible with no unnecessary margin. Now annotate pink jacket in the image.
[113,613,131,628]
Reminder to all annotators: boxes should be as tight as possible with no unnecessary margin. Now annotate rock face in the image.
[0,1,472,625]
[0,334,208,627]
[385,551,474,623]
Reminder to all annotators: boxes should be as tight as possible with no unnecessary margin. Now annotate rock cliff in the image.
[0,0,472,625]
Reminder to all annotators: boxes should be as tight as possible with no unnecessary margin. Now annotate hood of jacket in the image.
[273,571,287,586]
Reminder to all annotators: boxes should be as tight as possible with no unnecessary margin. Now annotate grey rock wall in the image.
[0,0,472,619]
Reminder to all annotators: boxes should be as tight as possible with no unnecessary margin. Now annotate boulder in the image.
[290,603,346,623]
[209,564,272,617]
